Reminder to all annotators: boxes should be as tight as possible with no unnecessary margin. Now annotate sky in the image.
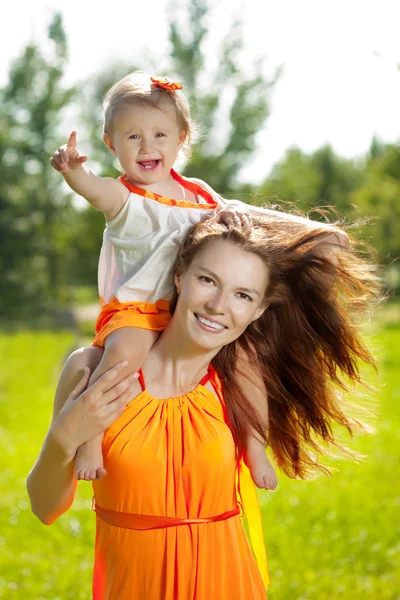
[2,0,400,183]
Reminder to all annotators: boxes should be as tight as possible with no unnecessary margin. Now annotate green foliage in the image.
[0,13,76,321]
[167,0,277,194]
[258,145,364,214]
[257,142,400,284]
[350,144,400,264]
[1,4,399,322]
[0,319,398,598]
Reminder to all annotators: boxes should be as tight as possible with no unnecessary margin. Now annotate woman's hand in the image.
[50,361,137,458]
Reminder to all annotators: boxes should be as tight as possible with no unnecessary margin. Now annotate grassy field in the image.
[0,323,399,599]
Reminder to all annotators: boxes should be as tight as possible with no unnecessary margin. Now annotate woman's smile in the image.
[194,313,227,332]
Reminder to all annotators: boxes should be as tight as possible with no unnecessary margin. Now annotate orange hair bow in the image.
[150,76,183,92]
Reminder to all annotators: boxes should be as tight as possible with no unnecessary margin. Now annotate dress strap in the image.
[199,367,211,387]
[137,368,146,392]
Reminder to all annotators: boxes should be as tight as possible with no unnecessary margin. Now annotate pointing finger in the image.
[67,131,77,148]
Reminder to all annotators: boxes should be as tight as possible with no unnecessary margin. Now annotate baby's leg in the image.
[75,327,158,481]
[236,349,278,490]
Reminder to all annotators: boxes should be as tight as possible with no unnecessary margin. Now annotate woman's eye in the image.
[199,276,214,284]
[237,292,252,301]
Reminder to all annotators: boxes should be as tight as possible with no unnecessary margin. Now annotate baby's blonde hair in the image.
[103,71,198,157]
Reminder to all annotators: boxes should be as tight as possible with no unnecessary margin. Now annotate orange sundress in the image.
[92,365,269,599]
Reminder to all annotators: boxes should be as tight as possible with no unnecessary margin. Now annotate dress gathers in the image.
[92,365,269,599]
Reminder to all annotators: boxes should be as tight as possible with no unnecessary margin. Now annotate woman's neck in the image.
[143,318,220,397]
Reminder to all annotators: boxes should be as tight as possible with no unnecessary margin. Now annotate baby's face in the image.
[104,100,185,187]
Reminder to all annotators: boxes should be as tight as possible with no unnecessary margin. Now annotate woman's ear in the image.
[103,134,117,156]
[251,302,270,323]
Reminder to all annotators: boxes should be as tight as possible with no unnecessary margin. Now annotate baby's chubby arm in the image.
[50,131,128,221]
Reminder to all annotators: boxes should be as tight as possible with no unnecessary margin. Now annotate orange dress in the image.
[92,366,269,599]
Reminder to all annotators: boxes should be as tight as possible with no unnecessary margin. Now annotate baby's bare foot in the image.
[77,466,107,481]
[76,443,106,481]
[244,443,278,490]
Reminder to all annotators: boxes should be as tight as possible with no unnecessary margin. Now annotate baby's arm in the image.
[50,131,127,221]
[236,348,278,490]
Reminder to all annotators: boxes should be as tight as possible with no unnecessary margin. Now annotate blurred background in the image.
[0,1,399,598]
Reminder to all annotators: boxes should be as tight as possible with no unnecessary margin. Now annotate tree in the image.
[0,14,76,322]
[257,140,400,282]
[257,145,363,215]
[167,0,279,194]
[351,143,400,264]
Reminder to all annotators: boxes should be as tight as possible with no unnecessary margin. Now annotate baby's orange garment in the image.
[92,367,268,599]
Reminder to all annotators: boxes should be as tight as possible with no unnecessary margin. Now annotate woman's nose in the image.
[206,291,227,314]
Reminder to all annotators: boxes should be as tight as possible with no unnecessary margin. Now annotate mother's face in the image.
[174,238,269,351]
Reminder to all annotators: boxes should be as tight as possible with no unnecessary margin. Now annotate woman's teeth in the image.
[196,315,225,330]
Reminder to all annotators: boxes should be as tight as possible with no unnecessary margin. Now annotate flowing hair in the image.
[174,216,381,478]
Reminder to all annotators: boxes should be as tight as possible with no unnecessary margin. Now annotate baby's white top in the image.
[98,170,226,305]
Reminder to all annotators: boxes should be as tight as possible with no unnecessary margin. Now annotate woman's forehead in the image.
[191,239,269,290]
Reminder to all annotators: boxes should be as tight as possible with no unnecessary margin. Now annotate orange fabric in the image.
[92,366,269,599]
[93,501,241,529]
[118,169,218,209]
[92,296,171,347]
[209,369,270,589]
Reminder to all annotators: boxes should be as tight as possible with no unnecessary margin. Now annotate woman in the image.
[27,215,379,599]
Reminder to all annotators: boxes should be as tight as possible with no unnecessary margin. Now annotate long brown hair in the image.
[174,216,381,478]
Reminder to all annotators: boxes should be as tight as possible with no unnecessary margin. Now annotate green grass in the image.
[0,325,399,599]
[0,333,94,600]
[263,322,400,600]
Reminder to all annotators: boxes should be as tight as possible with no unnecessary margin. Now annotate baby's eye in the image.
[129,134,140,140]
[155,132,166,138]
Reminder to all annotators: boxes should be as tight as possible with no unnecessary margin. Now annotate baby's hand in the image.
[50,131,88,174]
[213,201,253,234]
